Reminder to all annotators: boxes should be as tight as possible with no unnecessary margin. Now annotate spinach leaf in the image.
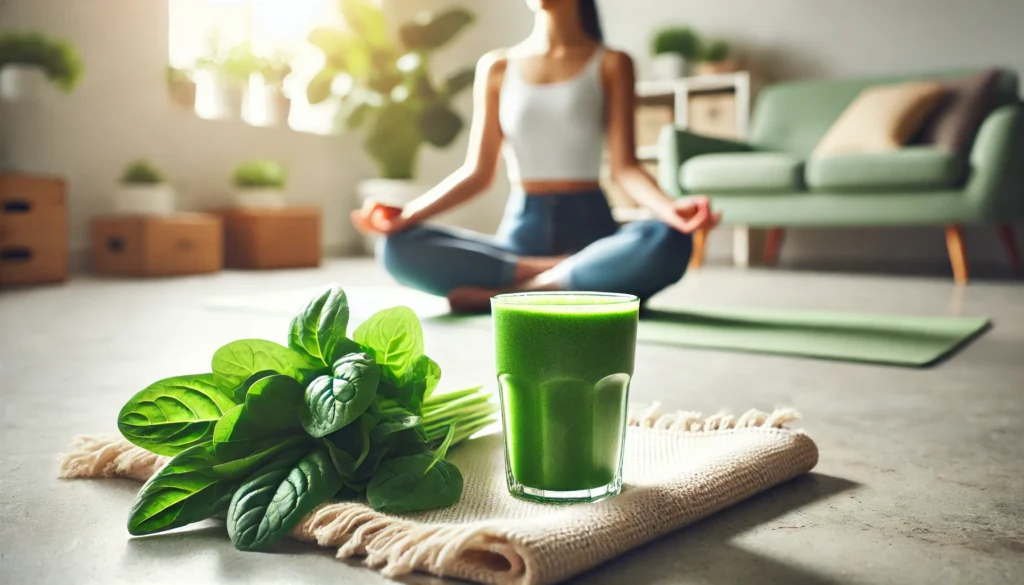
[323,410,378,478]
[212,436,311,479]
[416,355,442,401]
[288,285,360,366]
[365,454,463,514]
[300,353,380,438]
[127,443,237,535]
[375,355,441,412]
[352,307,424,386]
[211,339,320,397]
[213,375,305,460]
[427,424,456,473]
[231,369,277,404]
[118,374,236,456]
[227,446,342,551]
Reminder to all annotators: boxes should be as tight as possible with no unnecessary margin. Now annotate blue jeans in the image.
[378,189,693,300]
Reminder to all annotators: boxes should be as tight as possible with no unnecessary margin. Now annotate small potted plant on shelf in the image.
[232,159,287,209]
[261,51,292,127]
[114,160,175,216]
[167,66,196,109]
[0,31,83,102]
[305,0,477,221]
[697,40,740,75]
[651,26,701,80]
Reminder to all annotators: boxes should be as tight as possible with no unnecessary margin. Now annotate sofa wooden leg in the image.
[945,225,969,285]
[763,228,785,266]
[997,224,1021,270]
[689,227,708,270]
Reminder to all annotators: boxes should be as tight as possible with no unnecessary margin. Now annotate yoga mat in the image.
[429,308,989,367]
[202,288,988,367]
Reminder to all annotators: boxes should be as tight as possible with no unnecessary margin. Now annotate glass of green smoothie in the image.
[491,292,639,503]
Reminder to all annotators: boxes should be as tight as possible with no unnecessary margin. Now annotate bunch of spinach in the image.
[117,285,496,551]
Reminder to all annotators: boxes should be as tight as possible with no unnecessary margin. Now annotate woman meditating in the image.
[352,0,720,312]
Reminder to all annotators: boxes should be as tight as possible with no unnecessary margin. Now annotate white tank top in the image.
[499,49,605,183]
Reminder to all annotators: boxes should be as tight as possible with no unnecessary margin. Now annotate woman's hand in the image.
[350,199,413,236]
[656,195,722,235]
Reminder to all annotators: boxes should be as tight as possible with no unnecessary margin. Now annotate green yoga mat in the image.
[428,307,989,367]
[202,287,988,367]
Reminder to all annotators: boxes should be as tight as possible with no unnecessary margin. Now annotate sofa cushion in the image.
[916,70,1000,155]
[806,147,965,191]
[812,82,947,157]
[681,153,805,193]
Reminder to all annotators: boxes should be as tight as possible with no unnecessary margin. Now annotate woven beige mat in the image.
[59,405,818,585]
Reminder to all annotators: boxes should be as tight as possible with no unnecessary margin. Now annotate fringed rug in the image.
[59,406,818,585]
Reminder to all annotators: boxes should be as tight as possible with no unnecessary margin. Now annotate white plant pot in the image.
[0,65,51,103]
[210,77,244,121]
[113,184,176,216]
[356,179,425,255]
[651,54,690,80]
[234,188,286,209]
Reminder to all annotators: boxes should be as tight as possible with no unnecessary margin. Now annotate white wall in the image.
[0,0,375,263]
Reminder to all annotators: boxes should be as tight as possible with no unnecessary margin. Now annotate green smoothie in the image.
[492,293,639,501]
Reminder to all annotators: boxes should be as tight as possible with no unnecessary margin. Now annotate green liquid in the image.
[493,294,638,494]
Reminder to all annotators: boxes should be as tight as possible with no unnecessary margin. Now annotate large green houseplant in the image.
[0,31,83,101]
[306,0,476,185]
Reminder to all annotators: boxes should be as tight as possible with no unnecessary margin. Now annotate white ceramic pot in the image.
[234,188,286,209]
[210,77,244,121]
[356,179,425,255]
[113,184,176,216]
[651,54,690,80]
[0,64,50,103]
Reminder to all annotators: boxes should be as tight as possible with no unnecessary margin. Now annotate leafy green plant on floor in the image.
[121,160,165,185]
[305,0,477,179]
[0,31,84,92]
[117,285,497,551]
[232,159,287,189]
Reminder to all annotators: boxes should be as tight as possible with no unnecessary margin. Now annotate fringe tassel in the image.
[56,404,799,584]
[627,403,801,432]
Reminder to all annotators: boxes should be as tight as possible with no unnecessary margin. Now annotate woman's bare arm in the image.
[603,50,717,233]
[398,52,507,224]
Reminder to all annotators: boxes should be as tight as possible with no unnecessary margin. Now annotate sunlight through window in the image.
[168,0,344,133]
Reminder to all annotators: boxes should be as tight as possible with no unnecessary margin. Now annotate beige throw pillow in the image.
[813,81,947,157]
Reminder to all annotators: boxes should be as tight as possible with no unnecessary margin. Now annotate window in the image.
[168,0,351,134]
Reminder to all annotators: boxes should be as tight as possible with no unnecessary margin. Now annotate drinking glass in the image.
[491,292,639,503]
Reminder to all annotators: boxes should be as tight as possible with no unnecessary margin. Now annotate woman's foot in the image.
[514,255,568,280]
[447,286,499,314]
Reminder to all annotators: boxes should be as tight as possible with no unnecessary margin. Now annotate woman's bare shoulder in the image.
[600,48,635,74]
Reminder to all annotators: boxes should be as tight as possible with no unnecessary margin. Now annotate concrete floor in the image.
[1,260,1022,585]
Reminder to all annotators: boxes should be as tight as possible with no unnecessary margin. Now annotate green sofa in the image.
[657,68,1024,282]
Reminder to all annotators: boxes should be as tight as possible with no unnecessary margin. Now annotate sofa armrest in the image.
[656,126,752,197]
[966,103,1024,220]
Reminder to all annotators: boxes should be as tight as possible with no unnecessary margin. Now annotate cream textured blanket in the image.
[59,406,818,585]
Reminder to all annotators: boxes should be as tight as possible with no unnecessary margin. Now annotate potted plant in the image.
[261,51,292,127]
[167,66,196,109]
[0,31,83,102]
[306,0,476,214]
[232,159,287,208]
[697,40,740,75]
[114,160,175,216]
[196,40,259,120]
[651,26,700,80]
